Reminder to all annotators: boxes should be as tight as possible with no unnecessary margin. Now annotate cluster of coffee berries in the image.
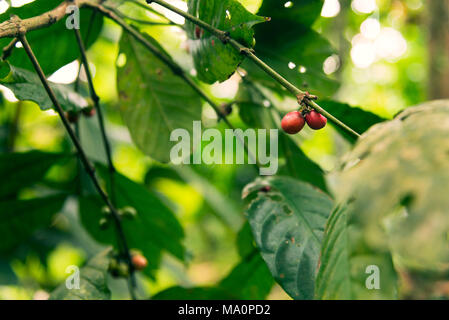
[64,107,96,124]
[99,206,138,230]
[281,109,327,135]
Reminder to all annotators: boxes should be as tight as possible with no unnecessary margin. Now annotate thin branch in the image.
[108,7,176,26]
[147,0,360,138]
[18,33,137,300]
[2,37,18,60]
[126,0,172,22]
[73,28,116,183]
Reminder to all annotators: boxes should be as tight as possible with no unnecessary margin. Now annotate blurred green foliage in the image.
[0,0,435,300]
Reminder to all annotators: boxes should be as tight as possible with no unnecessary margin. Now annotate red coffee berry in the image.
[281,111,305,134]
[195,26,203,39]
[132,254,148,271]
[305,110,327,130]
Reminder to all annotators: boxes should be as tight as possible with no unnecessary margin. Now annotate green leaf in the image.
[236,222,255,258]
[0,0,103,75]
[257,0,323,29]
[152,287,235,300]
[237,82,328,192]
[320,100,385,143]
[238,101,278,129]
[335,100,449,272]
[243,176,333,299]
[245,0,338,97]
[0,151,66,198]
[279,134,328,192]
[117,31,202,163]
[315,205,398,299]
[186,0,266,83]
[153,251,273,300]
[50,249,112,300]
[0,62,88,112]
[0,194,67,253]
[220,250,274,299]
[79,168,185,277]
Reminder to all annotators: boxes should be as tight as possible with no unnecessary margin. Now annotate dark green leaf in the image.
[236,222,255,258]
[0,151,66,198]
[50,249,112,300]
[320,100,386,143]
[238,101,278,129]
[246,0,338,97]
[117,31,202,163]
[0,0,103,75]
[315,205,398,299]
[279,134,328,192]
[0,194,67,253]
[243,176,333,299]
[257,0,323,28]
[0,62,88,112]
[79,168,185,277]
[186,0,265,83]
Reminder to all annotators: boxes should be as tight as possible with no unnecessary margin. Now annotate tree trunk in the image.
[428,0,449,99]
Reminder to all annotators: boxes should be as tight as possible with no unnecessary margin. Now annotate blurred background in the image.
[0,0,446,299]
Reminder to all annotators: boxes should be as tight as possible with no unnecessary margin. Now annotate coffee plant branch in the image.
[17,31,138,300]
[73,27,117,203]
[0,0,259,166]
[87,2,260,166]
[75,8,98,92]
[147,0,361,138]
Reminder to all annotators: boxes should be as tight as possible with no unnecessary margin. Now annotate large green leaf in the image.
[219,249,274,299]
[50,249,111,300]
[315,205,398,299]
[334,100,449,272]
[79,168,185,277]
[0,151,66,198]
[186,0,265,83]
[0,0,103,75]
[243,176,333,299]
[0,194,67,253]
[245,0,338,97]
[117,31,202,163]
[0,62,88,112]
[257,0,323,28]
[279,135,328,192]
[320,100,385,143]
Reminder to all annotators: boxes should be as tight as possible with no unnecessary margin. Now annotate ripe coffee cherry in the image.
[305,110,327,130]
[281,111,305,134]
[132,254,148,271]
